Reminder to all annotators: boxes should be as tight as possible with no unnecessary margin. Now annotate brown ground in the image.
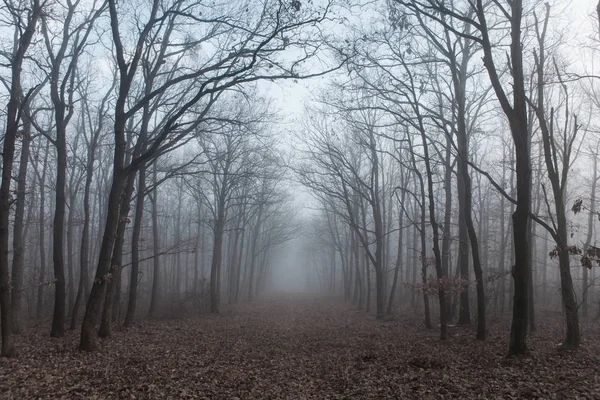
[1,294,599,399]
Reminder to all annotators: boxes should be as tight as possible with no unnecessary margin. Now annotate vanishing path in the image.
[2,294,600,399]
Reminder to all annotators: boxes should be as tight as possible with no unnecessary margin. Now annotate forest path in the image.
[2,293,600,399]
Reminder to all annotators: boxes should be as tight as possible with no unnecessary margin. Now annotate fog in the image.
[2,0,600,398]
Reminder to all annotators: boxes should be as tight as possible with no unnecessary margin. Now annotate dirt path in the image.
[2,294,600,399]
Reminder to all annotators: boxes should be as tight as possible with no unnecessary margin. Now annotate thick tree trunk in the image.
[509,149,531,356]
[441,140,453,322]
[50,121,67,338]
[124,166,146,327]
[66,191,76,321]
[471,0,531,355]
[464,181,486,340]
[49,65,70,340]
[65,132,81,320]
[457,166,471,326]
[80,171,128,350]
[557,245,580,348]
[11,103,32,334]
[0,126,16,355]
[496,151,508,314]
[98,173,135,337]
[527,217,536,332]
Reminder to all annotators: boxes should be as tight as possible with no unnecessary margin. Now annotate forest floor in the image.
[1,294,600,399]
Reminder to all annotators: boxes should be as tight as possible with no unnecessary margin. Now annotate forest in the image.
[1,0,600,398]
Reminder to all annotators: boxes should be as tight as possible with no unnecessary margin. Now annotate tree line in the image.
[298,0,600,356]
[3,0,600,361]
[0,0,338,356]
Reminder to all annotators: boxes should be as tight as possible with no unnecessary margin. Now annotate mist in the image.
[1,0,600,398]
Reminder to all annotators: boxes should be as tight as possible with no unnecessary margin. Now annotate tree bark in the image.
[210,211,226,313]
[247,205,263,302]
[386,201,405,315]
[149,165,161,316]
[441,137,453,323]
[124,166,146,327]
[11,100,32,334]
[71,143,94,329]
[98,173,135,337]
[582,154,597,318]
[36,141,50,321]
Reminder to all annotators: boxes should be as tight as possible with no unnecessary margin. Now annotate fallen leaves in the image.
[1,294,600,399]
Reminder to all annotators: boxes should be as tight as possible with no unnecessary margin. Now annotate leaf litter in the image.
[1,294,600,399]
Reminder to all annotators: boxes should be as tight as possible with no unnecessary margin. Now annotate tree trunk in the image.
[361,201,372,314]
[457,159,471,326]
[228,211,243,304]
[149,165,161,316]
[124,166,146,327]
[470,0,531,355]
[233,215,245,303]
[174,182,183,299]
[247,205,264,302]
[386,202,405,315]
[454,73,485,338]
[37,141,50,320]
[533,16,580,348]
[441,138,453,323]
[414,119,444,337]
[11,102,32,334]
[66,191,77,322]
[80,170,128,350]
[210,213,226,313]
[99,173,135,337]
[527,216,536,332]
[582,155,597,318]
[71,152,93,329]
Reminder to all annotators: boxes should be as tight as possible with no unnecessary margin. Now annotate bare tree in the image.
[396,0,532,355]
[70,69,113,329]
[80,0,340,351]
[529,4,581,348]
[38,0,106,338]
[0,0,43,356]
